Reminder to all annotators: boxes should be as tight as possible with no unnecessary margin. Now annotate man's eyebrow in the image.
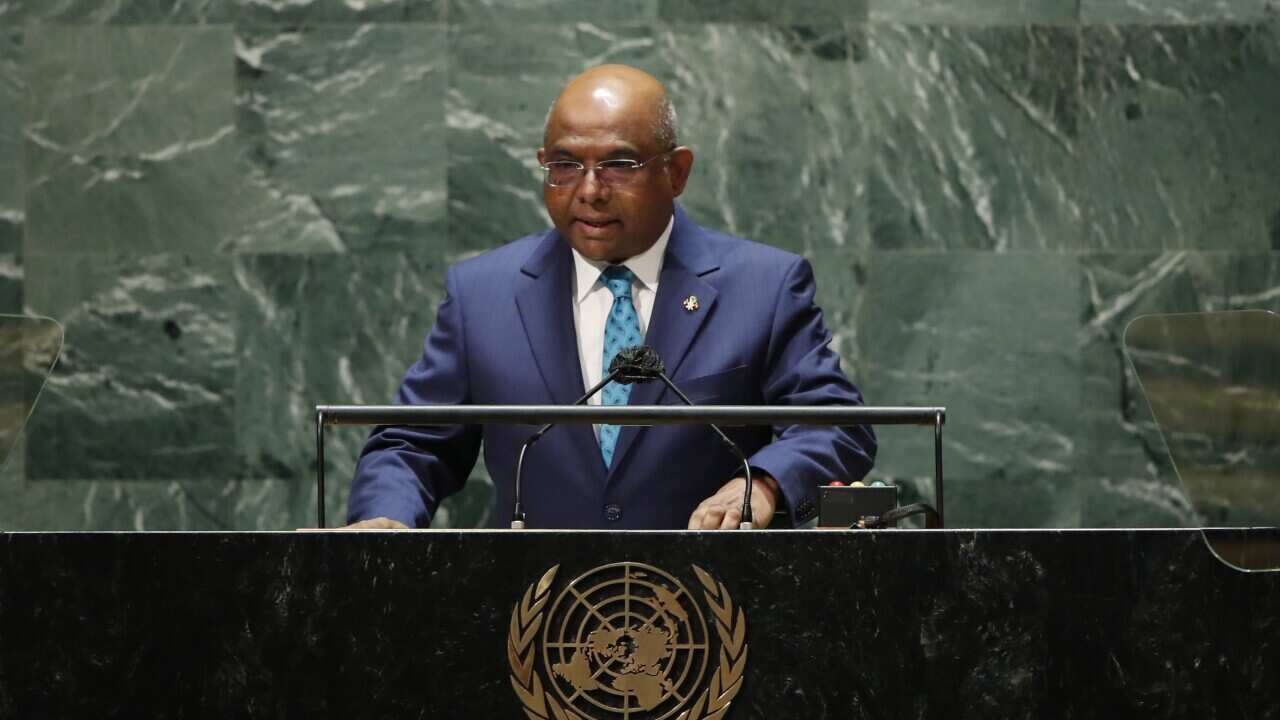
[602,147,642,160]
[546,143,642,161]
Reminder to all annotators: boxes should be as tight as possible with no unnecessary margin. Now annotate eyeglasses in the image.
[540,150,673,188]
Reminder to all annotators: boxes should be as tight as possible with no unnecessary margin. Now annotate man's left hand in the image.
[688,475,779,530]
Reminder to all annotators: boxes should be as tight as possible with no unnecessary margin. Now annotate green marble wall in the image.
[0,0,1277,530]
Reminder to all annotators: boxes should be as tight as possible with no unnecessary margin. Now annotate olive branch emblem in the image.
[507,564,747,720]
[681,565,748,720]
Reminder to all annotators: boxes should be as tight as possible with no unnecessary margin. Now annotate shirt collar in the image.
[570,215,673,304]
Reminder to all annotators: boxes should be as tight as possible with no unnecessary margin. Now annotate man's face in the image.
[539,92,692,264]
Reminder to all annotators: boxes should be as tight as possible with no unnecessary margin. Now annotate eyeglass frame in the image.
[539,149,678,188]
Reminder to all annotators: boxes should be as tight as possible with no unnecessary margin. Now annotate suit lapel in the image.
[607,209,720,481]
[514,231,606,484]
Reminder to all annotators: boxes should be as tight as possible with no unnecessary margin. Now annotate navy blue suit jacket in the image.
[348,208,876,529]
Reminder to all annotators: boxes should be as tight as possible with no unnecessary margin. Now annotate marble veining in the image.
[0,2,1277,529]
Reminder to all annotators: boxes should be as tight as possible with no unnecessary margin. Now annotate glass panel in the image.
[0,315,63,473]
[1124,310,1280,572]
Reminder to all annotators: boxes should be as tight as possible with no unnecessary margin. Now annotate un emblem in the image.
[508,562,748,720]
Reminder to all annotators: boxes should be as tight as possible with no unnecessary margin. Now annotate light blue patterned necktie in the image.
[598,265,643,468]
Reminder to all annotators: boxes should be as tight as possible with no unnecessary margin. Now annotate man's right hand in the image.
[342,517,409,530]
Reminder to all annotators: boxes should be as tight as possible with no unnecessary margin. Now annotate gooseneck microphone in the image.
[611,347,757,528]
[510,347,661,529]
[639,354,757,530]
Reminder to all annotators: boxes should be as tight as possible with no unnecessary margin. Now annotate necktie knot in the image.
[601,265,636,300]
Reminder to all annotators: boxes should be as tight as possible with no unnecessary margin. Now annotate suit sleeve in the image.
[745,256,877,526]
[346,266,482,527]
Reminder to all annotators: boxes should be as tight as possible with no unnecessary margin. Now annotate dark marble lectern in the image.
[0,529,1275,719]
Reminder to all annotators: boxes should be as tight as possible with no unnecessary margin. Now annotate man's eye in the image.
[598,160,640,170]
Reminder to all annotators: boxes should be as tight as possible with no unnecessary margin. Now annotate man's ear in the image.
[667,146,694,197]
[537,147,546,165]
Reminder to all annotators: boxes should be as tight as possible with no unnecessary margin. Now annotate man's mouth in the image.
[573,218,620,237]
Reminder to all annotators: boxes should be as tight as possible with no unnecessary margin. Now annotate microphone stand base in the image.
[510,520,526,530]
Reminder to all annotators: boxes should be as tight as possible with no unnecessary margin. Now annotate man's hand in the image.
[688,475,779,530]
[341,517,409,530]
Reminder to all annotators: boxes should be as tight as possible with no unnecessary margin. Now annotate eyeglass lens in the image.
[544,161,642,187]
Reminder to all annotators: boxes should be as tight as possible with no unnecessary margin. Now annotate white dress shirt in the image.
[570,215,674,406]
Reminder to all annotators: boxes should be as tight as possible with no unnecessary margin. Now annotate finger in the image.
[699,507,725,530]
[688,504,707,530]
[719,506,742,530]
[751,505,773,529]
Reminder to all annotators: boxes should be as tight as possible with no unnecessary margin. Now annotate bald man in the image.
[347,65,876,530]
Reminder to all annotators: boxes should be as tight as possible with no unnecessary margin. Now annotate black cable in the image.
[856,503,941,529]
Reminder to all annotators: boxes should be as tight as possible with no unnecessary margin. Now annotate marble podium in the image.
[0,529,1275,718]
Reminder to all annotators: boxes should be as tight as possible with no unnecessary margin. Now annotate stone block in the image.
[23,26,237,255]
[658,0,868,23]
[0,32,23,256]
[449,0,656,23]
[869,0,1079,25]
[860,25,1081,250]
[1077,23,1280,250]
[234,0,439,23]
[231,23,447,254]
[1081,0,1277,24]
[23,253,237,481]
[653,24,867,254]
[856,251,1085,527]
[0,0,232,25]
[232,250,494,527]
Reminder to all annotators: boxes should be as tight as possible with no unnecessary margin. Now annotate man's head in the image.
[538,64,694,264]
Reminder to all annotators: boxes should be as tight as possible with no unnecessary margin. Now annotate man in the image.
[347,64,875,530]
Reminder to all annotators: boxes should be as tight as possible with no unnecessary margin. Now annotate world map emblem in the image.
[508,562,748,720]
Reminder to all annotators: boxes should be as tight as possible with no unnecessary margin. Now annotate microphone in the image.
[510,346,660,528]
[645,363,758,530]
[610,345,664,383]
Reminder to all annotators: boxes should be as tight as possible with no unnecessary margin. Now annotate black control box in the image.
[818,485,899,528]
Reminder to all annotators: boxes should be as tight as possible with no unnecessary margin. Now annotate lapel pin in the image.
[683,295,699,312]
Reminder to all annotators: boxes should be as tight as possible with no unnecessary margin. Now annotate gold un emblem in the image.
[508,562,748,720]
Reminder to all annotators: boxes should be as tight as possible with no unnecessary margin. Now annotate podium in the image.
[1,312,1277,716]
[0,529,1276,718]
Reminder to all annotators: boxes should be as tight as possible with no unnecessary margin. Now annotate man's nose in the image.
[575,166,611,203]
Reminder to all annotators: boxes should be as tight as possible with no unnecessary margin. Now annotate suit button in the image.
[604,504,622,522]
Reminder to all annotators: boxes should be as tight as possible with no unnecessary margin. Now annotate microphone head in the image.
[609,345,664,385]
